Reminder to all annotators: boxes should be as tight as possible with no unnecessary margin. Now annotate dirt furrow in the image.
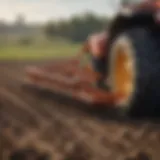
[0,61,160,160]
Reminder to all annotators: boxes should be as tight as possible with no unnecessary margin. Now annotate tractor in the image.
[23,0,160,117]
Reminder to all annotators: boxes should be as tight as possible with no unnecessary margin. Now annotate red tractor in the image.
[24,0,160,117]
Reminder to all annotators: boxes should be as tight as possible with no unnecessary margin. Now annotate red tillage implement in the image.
[24,59,123,107]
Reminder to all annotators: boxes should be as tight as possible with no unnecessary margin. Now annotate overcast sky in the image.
[2,0,120,23]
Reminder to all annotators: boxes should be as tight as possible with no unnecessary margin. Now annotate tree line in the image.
[0,12,111,43]
[44,12,110,42]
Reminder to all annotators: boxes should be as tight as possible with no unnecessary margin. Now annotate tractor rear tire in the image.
[109,28,160,118]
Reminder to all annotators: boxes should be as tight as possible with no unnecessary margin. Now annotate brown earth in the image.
[0,60,160,160]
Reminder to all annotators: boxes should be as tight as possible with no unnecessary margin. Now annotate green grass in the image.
[0,41,81,60]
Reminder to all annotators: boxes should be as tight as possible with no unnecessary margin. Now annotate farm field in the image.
[0,40,80,60]
[0,59,160,160]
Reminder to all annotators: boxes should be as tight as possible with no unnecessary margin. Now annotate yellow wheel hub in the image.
[110,37,135,106]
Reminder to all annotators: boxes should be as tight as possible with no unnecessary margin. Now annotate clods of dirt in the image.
[125,152,152,160]
[9,147,51,160]
[63,142,92,160]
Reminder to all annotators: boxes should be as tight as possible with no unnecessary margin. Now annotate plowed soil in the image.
[0,61,160,160]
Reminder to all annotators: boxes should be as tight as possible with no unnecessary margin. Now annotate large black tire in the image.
[109,28,160,118]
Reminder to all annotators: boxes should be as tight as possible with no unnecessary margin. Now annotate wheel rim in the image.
[109,37,136,106]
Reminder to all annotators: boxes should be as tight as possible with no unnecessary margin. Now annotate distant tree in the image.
[44,22,57,40]
[0,20,7,34]
[15,13,26,26]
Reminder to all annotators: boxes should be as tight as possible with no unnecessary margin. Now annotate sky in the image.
[1,0,120,23]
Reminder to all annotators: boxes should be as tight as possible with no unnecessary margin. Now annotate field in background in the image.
[0,36,81,60]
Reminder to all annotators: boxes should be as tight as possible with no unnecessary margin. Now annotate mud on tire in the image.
[109,28,160,118]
